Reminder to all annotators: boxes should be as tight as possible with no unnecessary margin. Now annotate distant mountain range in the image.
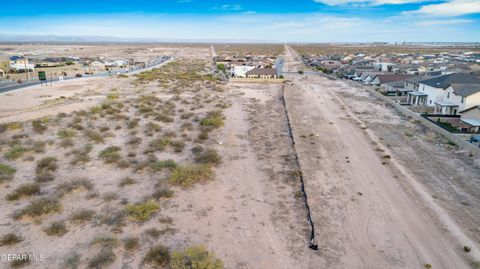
[0,35,478,46]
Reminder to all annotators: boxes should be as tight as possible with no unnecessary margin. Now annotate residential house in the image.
[9,56,35,72]
[460,105,480,133]
[233,65,255,78]
[88,60,106,70]
[417,73,480,106]
[373,62,395,72]
[433,83,480,115]
[245,68,277,79]
[370,74,411,86]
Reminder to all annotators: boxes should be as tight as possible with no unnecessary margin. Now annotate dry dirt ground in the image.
[1,44,479,269]
[281,45,480,268]
[0,46,320,269]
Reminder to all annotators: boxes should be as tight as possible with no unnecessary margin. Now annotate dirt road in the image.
[280,46,478,268]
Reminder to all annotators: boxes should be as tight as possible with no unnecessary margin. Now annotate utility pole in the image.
[24,56,30,81]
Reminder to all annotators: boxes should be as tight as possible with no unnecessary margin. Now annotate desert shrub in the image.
[0,233,23,246]
[56,178,93,196]
[31,140,46,153]
[7,122,23,130]
[35,172,55,183]
[149,138,171,151]
[181,122,194,131]
[127,136,142,145]
[171,245,223,269]
[145,122,161,132]
[200,111,224,128]
[155,114,174,123]
[32,120,47,133]
[6,183,41,201]
[98,210,126,232]
[88,248,116,269]
[102,192,118,201]
[4,145,29,160]
[0,163,16,182]
[197,130,209,141]
[181,112,194,119]
[84,129,105,143]
[14,197,62,219]
[62,252,81,269]
[127,119,140,129]
[151,188,174,200]
[99,146,121,163]
[124,200,160,222]
[107,92,120,100]
[70,209,96,224]
[36,157,58,174]
[171,140,185,153]
[91,236,118,248]
[123,237,140,251]
[58,128,77,138]
[0,123,7,133]
[118,177,135,187]
[70,145,93,165]
[143,245,170,268]
[169,164,214,187]
[44,221,68,236]
[60,138,75,148]
[151,159,177,171]
[194,148,221,166]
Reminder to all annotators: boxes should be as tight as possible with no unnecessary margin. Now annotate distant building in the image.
[460,105,480,133]
[418,73,480,106]
[433,83,480,115]
[245,68,277,79]
[9,56,35,72]
[233,65,255,78]
[88,60,106,70]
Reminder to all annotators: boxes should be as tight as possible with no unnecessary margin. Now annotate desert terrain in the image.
[0,44,479,269]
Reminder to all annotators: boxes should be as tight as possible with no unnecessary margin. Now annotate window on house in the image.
[461,97,464,103]
[447,92,450,98]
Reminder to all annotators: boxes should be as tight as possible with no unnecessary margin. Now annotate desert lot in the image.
[0,44,479,269]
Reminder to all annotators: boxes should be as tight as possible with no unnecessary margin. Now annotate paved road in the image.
[0,57,171,94]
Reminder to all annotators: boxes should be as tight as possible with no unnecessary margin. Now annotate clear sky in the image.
[0,0,479,42]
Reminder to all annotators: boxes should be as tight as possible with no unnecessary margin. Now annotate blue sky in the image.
[0,0,479,42]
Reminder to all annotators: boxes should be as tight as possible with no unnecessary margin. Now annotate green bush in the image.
[4,145,29,160]
[194,148,221,166]
[0,163,16,182]
[169,164,214,187]
[32,120,47,133]
[0,233,23,246]
[151,160,177,171]
[14,197,62,219]
[58,128,77,138]
[6,183,40,201]
[123,237,140,251]
[171,245,224,269]
[124,200,160,222]
[84,130,105,143]
[91,236,118,248]
[70,209,96,224]
[143,245,170,268]
[149,138,171,151]
[200,111,224,128]
[44,221,68,236]
[118,177,136,187]
[99,146,121,163]
[88,248,116,269]
[36,157,58,174]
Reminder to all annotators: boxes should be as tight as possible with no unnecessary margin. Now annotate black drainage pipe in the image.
[281,84,318,251]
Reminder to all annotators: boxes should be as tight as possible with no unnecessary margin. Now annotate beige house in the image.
[245,68,277,79]
[460,105,480,133]
[434,83,480,115]
[89,60,106,70]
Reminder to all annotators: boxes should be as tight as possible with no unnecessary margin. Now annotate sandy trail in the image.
[281,46,474,268]
[284,77,470,268]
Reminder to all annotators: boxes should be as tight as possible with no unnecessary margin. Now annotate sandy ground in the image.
[0,44,479,269]
[281,46,480,268]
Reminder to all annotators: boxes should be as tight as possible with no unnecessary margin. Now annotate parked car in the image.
[75,74,82,77]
